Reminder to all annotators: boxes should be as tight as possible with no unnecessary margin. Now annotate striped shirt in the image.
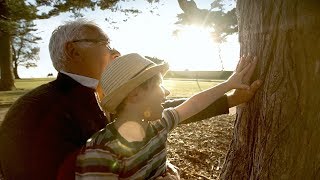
[75,108,180,180]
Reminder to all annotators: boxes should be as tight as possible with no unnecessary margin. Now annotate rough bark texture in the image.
[0,0,15,91]
[13,57,20,79]
[220,0,320,179]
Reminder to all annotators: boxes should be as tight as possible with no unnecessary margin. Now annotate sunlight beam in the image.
[169,25,221,71]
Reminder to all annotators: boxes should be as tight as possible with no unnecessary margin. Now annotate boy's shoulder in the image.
[84,123,117,148]
[150,108,180,132]
[83,123,139,157]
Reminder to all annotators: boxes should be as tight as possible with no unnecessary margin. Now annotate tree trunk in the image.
[220,0,320,179]
[0,33,15,91]
[13,58,20,79]
[0,0,15,91]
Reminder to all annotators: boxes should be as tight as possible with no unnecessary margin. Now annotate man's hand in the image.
[227,55,262,107]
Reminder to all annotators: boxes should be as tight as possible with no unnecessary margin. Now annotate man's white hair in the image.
[49,19,106,71]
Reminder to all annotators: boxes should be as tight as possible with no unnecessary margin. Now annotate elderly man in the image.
[0,20,117,179]
[0,19,261,180]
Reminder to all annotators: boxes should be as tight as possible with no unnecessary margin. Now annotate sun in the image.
[168,25,221,71]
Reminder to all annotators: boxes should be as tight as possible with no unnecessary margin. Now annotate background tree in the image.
[176,0,237,71]
[12,20,41,79]
[0,0,160,91]
[0,0,38,90]
[176,0,237,43]
[219,0,320,179]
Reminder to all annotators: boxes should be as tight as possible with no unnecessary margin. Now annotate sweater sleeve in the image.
[162,95,229,124]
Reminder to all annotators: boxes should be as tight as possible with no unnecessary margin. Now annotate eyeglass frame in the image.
[71,39,112,51]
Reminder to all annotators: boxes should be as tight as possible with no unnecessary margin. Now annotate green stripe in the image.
[77,157,119,170]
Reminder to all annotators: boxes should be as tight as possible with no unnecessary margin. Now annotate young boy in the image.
[75,53,256,179]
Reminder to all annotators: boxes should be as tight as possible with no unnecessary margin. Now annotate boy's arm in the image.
[174,55,257,122]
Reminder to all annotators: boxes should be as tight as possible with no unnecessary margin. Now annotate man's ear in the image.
[65,42,81,61]
[111,49,121,60]
[126,87,144,104]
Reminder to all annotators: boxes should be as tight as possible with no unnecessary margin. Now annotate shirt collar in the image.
[60,71,99,89]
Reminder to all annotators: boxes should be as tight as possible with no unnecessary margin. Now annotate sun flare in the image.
[168,25,221,71]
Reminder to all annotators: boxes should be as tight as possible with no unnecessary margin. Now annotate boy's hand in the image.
[227,55,262,107]
[225,55,256,90]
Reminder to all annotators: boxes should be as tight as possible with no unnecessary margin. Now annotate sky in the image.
[19,0,239,78]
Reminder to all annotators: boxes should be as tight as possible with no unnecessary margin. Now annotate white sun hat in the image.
[100,53,169,113]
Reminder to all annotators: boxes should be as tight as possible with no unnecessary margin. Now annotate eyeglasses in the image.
[71,39,112,51]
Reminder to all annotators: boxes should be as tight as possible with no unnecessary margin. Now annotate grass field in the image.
[0,78,54,105]
[0,78,225,105]
[164,79,224,97]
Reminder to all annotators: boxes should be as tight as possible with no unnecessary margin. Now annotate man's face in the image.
[73,28,115,79]
[139,74,170,121]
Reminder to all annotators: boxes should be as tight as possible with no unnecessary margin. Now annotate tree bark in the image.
[0,33,15,91]
[0,0,15,90]
[13,58,20,79]
[220,0,320,179]
[13,69,20,79]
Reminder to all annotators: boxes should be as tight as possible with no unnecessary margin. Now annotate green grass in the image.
[163,79,223,98]
[0,78,224,105]
[0,78,54,105]
[14,78,55,90]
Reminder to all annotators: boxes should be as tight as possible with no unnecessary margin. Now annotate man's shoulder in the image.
[11,76,90,108]
[0,83,59,131]
[4,79,78,121]
[10,83,54,108]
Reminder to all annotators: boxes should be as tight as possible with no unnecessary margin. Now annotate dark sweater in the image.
[163,95,229,124]
[0,73,106,180]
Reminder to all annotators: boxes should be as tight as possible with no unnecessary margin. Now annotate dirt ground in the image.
[167,114,235,179]
[0,107,235,180]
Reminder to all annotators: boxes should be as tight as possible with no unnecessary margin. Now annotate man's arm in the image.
[163,95,229,124]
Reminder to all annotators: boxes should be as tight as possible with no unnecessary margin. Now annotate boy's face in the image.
[140,74,170,121]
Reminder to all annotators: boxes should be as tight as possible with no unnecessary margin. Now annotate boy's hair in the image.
[114,74,161,116]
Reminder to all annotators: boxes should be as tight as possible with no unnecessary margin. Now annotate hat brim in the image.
[101,62,169,113]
